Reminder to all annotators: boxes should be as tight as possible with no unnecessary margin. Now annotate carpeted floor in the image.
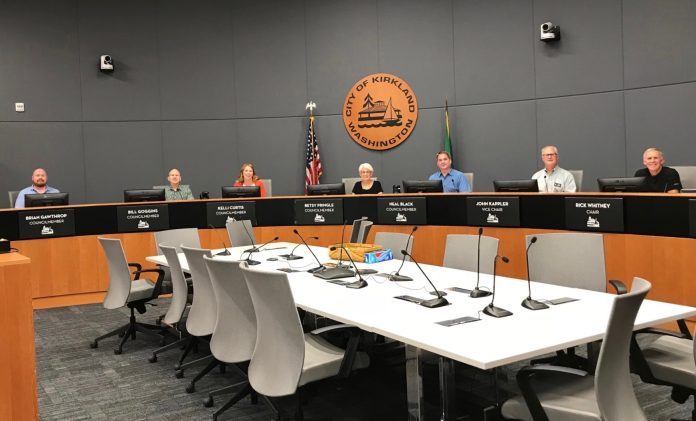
[34,300,694,420]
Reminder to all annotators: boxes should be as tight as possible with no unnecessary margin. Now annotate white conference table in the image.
[148,242,696,420]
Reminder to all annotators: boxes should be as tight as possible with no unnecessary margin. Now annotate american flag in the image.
[305,115,322,190]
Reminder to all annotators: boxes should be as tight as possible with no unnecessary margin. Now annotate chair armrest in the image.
[128,262,143,277]
[310,324,364,379]
[132,268,165,297]
[516,365,588,421]
[608,279,627,295]
[636,327,691,340]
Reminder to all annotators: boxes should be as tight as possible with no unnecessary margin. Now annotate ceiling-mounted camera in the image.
[540,22,561,42]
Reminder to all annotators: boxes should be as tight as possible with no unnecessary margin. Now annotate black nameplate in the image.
[294,198,343,225]
[466,197,520,227]
[116,204,170,233]
[377,197,426,225]
[565,197,624,233]
[206,201,256,228]
[18,209,75,239]
[689,199,696,237]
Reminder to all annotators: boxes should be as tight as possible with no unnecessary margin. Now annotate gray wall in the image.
[1,0,696,205]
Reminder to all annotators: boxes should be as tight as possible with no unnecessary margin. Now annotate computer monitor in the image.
[24,192,70,207]
[401,180,444,193]
[221,186,261,198]
[597,177,646,192]
[123,189,166,203]
[493,179,539,192]
[306,183,346,196]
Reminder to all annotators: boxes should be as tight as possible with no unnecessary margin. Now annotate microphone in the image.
[401,250,449,308]
[482,255,512,318]
[293,229,325,273]
[281,237,318,260]
[388,226,418,282]
[470,227,492,298]
[544,175,548,192]
[208,224,231,256]
[336,220,349,268]
[521,236,548,310]
[330,245,367,289]
[242,236,278,266]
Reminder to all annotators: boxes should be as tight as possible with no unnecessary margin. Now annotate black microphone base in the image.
[483,305,512,318]
[469,288,492,298]
[388,274,413,282]
[215,250,231,256]
[522,298,549,310]
[420,297,449,308]
[246,259,261,266]
[345,279,368,289]
[429,290,447,297]
[279,254,303,260]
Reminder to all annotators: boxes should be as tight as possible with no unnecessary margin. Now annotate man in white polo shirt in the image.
[531,145,576,192]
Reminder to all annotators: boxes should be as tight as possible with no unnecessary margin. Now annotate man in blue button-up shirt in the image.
[14,168,60,208]
[428,151,471,192]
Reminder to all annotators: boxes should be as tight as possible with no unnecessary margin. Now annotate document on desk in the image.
[547,297,579,305]
[436,316,480,327]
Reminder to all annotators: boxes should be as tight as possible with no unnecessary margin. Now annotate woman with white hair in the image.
[352,163,383,194]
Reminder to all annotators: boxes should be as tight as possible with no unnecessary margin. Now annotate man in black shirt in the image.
[634,147,681,193]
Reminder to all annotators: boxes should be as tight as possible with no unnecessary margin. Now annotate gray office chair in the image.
[259,179,272,197]
[8,190,19,208]
[203,256,258,420]
[464,172,474,191]
[672,166,696,190]
[154,228,201,253]
[148,244,192,364]
[177,245,218,389]
[226,219,255,247]
[349,217,373,244]
[442,234,499,274]
[632,317,696,420]
[501,277,651,421]
[90,237,165,354]
[342,177,378,194]
[374,232,412,261]
[525,233,608,292]
[241,263,370,420]
[153,228,201,294]
[569,170,583,191]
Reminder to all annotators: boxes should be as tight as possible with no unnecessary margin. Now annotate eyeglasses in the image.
[541,153,557,158]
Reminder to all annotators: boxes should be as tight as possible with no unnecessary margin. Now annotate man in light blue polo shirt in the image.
[428,151,471,192]
[14,168,60,208]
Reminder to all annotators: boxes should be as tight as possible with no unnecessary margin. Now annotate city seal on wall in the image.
[342,73,418,151]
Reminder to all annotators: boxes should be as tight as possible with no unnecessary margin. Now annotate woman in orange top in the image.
[233,163,267,197]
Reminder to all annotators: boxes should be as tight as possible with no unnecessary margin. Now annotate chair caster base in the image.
[89,341,98,349]
[203,396,214,407]
[148,355,157,363]
[175,370,184,379]
[186,383,195,394]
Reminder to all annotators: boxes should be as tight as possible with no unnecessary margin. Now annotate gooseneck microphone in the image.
[330,245,367,289]
[401,250,449,308]
[470,227,492,298]
[483,255,512,318]
[242,236,279,266]
[293,229,325,273]
[389,226,418,282]
[281,235,318,260]
[336,220,349,268]
[208,224,231,256]
[522,236,548,310]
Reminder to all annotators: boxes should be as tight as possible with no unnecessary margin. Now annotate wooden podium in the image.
[0,253,38,420]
